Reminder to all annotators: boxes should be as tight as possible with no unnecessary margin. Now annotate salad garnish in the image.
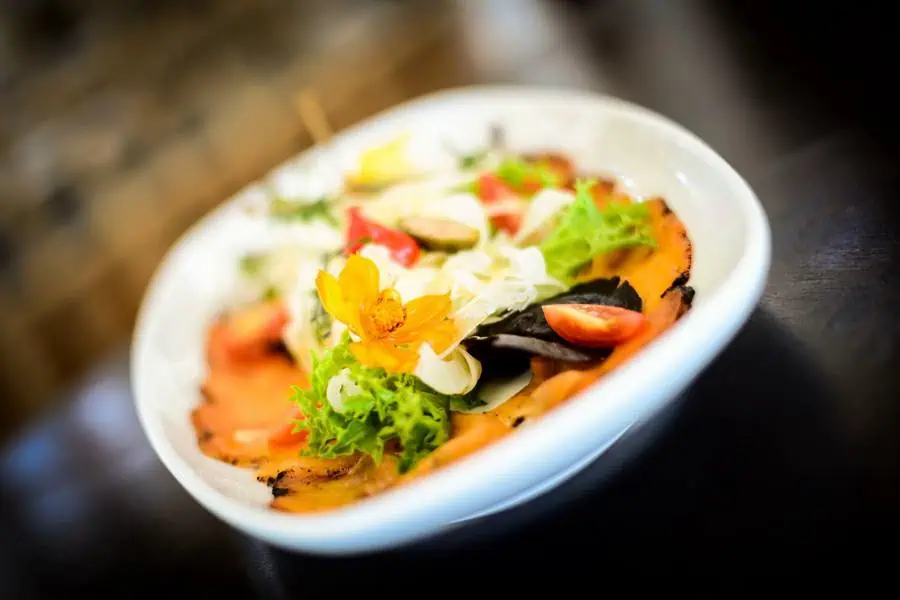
[539,180,655,284]
[291,337,456,473]
[192,128,695,511]
[315,254,456,373]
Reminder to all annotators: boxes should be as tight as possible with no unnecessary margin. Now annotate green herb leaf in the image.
[459,150,488,170]
[239,253,267,277]
[539,179,656,284]
[494,158,562,190]
[292,338,462,473]
[495,158,529,186]
[449,180,478,195]
[269,196,337,225]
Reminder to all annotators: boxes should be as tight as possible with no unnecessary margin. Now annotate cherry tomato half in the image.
[542,304,648,348]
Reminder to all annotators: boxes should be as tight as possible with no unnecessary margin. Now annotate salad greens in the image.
[540,179,655,284]
[269,196,338,225]
[249,153,657,472]
[458,150,489,170]
[452,156,563,194]
[292,337,464,472]
[495,157,562,189]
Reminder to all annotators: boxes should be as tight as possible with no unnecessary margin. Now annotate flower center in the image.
[370,290,406,336]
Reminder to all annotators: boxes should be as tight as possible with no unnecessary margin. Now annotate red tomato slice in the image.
[490,212,522,235]
[267,415,308,451]
[475,174,524,234]
[542,304,648,348]
[475,173,511,203]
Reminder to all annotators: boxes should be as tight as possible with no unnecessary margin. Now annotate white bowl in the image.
[131,85,770,555]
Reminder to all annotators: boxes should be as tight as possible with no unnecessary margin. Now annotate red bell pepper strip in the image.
[345,206,420,266]
[475,173,523,235]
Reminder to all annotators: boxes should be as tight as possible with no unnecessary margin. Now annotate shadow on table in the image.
[259,307,868,586]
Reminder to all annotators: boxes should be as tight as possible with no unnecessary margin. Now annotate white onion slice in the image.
[415,344,482,395]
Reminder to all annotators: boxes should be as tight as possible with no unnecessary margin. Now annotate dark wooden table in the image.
[2,1,898,594]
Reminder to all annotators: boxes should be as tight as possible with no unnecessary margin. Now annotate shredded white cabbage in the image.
[249,154,571,402]
[359,244,440,301]
[513,188,575,245]
[361,177,490,249]
[439,244,566,356]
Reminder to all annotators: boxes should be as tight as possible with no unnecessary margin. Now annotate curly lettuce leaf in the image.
[495,157,562,189]
[291,338,459,472]
[539,179,655,284]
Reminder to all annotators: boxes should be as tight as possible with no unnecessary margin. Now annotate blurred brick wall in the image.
[0,0,474,433]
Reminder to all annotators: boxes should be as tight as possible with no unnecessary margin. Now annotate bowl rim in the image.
[131,84,771,554]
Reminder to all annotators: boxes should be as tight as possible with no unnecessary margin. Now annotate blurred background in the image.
[0,0,894,441]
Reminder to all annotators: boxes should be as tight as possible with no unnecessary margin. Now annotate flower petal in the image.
[340,254,380,308]
[390,294,451,343]
[316,271,349,323]
[420,319,458,354]
[350,340,418,373]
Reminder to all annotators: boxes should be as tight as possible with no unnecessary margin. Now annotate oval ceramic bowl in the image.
[131,85,770,555]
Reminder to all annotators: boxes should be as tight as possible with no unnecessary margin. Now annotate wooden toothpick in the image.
[295,89,333,145]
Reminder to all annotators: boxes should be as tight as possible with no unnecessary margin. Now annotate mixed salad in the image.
[192,129,694,512]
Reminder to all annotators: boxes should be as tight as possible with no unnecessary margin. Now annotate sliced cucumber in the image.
[399,216,480,251]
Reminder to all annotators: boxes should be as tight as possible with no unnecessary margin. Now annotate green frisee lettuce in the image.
[539,179,656,284]
[291,338,460,473]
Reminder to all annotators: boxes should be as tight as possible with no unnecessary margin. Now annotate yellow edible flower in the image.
[315,254,455,372]
[348,134,413,188]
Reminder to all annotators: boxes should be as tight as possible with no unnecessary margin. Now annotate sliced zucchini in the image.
[399,216,480,251]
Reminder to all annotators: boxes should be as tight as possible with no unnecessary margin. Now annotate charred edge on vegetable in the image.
[286,464,357,486]
[661,271,690,298]
[271,486,290,498]
[260,470,291,486]
[199,387,214,404]
[676,286,695,314]
[512,416,525,428]
[267,339,294,362]
[658,198,674,215]
[198,429,213,443]
[324,467,352,481]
